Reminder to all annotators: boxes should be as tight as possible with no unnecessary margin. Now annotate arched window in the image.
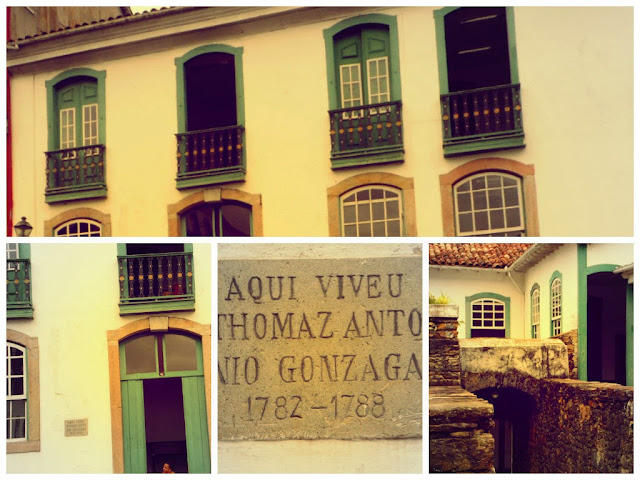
[550,273,562,336]
[531,284,540,339]
[7,342,27,441]
[121,332,202,378]
[340,185,403,236]
[324,15,404,167]
[465,292,510,338]
[175,45,246,189]
[433,7,524,156]
[45,68,107,203]
[54,218,102,237]
[182,201,251,237]
[453,172,524,236]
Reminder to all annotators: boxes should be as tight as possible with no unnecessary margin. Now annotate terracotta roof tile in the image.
[429,243,532,269]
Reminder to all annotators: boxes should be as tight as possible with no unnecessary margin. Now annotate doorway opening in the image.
[587,271,627,385]
[475,387,535,473]
[143,377,188,473]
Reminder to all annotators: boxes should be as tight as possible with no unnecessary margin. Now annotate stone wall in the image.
[429,304,461,386]
[462,369,633,473]
[530,379,633,473]
[429,305,495,473]
[551,329,578,379]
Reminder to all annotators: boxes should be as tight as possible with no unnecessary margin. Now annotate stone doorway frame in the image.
[107,317,211,473]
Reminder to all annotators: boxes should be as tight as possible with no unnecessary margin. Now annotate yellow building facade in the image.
[7,6,633,237]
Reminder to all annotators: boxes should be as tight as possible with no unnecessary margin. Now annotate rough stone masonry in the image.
[218,255,422,440]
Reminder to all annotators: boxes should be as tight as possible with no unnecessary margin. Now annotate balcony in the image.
[7,259,33,319]
[176,125,245,189]
[440,84,525,157]
[118,252,195,315]
[329,100,404,169]
[45,145,107,203]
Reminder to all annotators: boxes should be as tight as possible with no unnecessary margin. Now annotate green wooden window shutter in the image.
[55,80,99,150]
[121,380,147,473]
[182,376,211,473]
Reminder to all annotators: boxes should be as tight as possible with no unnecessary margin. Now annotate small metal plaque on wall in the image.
[64,418,88,437]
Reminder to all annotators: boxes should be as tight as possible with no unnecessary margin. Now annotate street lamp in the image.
[14,217,33,237]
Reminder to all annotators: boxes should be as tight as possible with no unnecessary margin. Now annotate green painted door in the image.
[182,376,211,473]
[121,380,147,473]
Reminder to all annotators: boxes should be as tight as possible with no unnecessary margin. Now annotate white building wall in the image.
[522,244,579,339]
[6,243,211,473]
[429,267,524,339]
[586,243,633,269]
[9,6,633,237]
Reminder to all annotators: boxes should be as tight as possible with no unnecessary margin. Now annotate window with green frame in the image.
[550,271,562,336]
[530,283,540,339]
[324,14,404,168]
[117,244,195,315]
[465,292,510,338]
[434,7,524,156]
[175,44,246,189]
[6,244,33,319]
[45,68,107,203]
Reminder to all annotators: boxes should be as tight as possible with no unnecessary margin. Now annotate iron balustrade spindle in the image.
[440,84,523,143]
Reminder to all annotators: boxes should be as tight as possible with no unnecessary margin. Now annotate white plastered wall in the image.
[10,7,633,237]
[586,243,633,269]
[428,267,524,339]
[6,243,211,473]
[217,243,422,474]
[522,244,579,339]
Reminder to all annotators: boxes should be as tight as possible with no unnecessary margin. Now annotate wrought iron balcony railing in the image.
[45,145,107,202]
[328,101,404,168]
[7,259,32,314]
[118,252,195,308]
[440,84,524,156]
[176,125,245,189]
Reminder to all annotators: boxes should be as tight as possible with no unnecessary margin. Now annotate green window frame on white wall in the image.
[324,14,404,168]
[45,68,107,203]
[117,244,195,315]
[550,271,562,336]
[174,44,246,189]
[433,7,524,156]
[465,292,511,338]
[6,244,33,319]
[530,283,540,339]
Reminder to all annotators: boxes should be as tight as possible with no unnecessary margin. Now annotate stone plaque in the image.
[218,254,422,440]
[64,418,88,437]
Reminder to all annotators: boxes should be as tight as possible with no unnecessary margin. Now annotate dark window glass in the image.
[444,7,510,92]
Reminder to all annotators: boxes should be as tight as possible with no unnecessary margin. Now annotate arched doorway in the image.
[474,387,535,473]
[119,331,209,473]
[107,318,211,473]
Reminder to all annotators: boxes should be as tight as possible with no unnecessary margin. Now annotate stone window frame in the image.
[44,207,112,236]
[327,172,417,236]
[464,292,511,338]
[530,283,540,339]
[107,317,211,473]
[550,271,562,336]
[167,188,263,237]
[6,330,40,454]
[439,157,539,236]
